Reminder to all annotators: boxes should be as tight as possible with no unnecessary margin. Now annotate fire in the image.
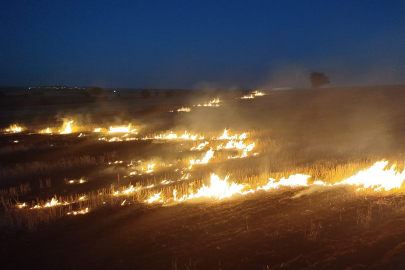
[191,141,209,150]
[60,121,73,134]
[177,107,191,112]
[239,142,255,158]
[145,163,155,173]
[191,174,249,200]
[146,192,162,203]
[259,174,311,190]
[338,161,405,191]
[5,124,23,133]
[240,94,254,99]
[214,129,255,158]
[121,185,141,195]
[195,98,220,107]
[41,128,52,134]
[18,202,27,209]
[189,148,215,169]
[217,129,247,140]
[108,124,131,133]
[150,131,203,140]
[170,173,310,203]
[44,197,59,207]
[240,90,265,99]
[179,131,199,140]
[94,128,101,132]
[253,90,265,96]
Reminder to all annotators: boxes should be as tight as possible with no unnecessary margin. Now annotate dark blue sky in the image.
[1,0,405,89]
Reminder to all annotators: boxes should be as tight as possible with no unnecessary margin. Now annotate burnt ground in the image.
[3,187,405,270]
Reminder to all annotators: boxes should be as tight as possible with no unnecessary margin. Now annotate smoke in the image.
[256,63,311,91]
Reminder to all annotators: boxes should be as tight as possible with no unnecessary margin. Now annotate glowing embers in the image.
[4,124,23,133]
[240,90,266,99]
[60,120,73,134]
[338,161,405,191]
[177,107,191,112]
[67,208,89,215]
[195,98,220,107]
[66,178,87,184]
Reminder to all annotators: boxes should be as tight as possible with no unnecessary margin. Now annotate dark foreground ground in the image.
[3,186,405,270]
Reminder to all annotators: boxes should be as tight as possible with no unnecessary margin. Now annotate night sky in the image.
[1,0,405,89]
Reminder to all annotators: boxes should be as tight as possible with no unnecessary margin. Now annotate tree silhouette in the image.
[309,72,330,88]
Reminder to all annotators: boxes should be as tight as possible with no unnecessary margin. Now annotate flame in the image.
[240,91,265,99]
[5,124,23,133]
[18,202,27,209]
[60,121,73,134]
[189,148,215,169]
[191,174,248,200]
[217,129,247,140]
[44,197,59,207]
[196,98,220,107]
[146,192,162,203]
[149,131,203,140]
[338,161,405,191]
[94,128,101,132]
[145,163,155,173]
[179,131,198,140]
[177,107,191,112]
[215,129,255,158]
[41,128,52,134]
[170,173,310,203]
[191,141,209,150]
[259,174,311,190]
[109,124,131,133]
[240,94,255,99]
[253,90,265,96]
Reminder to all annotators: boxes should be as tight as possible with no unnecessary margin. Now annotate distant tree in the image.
[164,90,174,98]
[89,87,104,95]
[141,89,151,98]
[309,72,330,88]
[154,91,160,97]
